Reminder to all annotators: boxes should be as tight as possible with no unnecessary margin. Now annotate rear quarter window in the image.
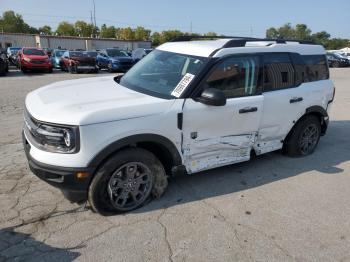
[302,55,329,81]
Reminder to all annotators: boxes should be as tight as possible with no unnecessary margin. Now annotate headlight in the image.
[112,60,119,64]
[24,110,79,153]
[24,57,31,62]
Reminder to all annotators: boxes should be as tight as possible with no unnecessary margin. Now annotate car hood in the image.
[25,76,175,126]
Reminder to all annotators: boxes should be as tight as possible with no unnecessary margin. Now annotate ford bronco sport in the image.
[23,37,335,214]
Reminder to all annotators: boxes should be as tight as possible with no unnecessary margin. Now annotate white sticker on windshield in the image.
[171,73,195,98]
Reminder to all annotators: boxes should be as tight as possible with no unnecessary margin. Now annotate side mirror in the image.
[196,88,226,106]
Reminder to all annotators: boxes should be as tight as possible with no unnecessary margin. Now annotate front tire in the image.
[107,62,114,73]
[88,148,168,214]
[284,115,321,157]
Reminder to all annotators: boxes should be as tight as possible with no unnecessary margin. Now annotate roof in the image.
[157,38,326,57]
[157,39,230,57]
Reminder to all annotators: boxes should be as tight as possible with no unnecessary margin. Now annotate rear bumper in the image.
[22,131,92,203]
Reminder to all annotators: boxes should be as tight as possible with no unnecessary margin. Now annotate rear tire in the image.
[88,148,168,215]
[284,115,321,157]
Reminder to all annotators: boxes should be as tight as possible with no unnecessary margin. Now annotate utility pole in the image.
[93,0,97,37]
[190,21,192,34]
[90,10,94,37]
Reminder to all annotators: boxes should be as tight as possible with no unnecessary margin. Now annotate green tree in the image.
[204,32,217,37]
[56,21,76,36]
[295,24,312,40]
[38,25,52,35]
[151,32,161,46]
[0,10,38,34]
[134,26,151,41]
[325,38,349,50]
[75,20,94,37]
[159,30,183,43]
[100,24,117,38]
[119,27,135,40]
[311,31,331,46]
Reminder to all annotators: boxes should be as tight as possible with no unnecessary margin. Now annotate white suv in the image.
[23,37,335,214]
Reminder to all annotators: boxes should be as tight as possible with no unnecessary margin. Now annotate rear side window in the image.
[205,56,261,98]
[263,53,295,91]
[302,55,329,81]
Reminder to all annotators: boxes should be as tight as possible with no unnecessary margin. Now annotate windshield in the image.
[106,49,129,57]
[70,51,89,57]
[23,49,46,56]
[87,51,98,57]
[10,48,21,54]
[334,53,345,59]
[120,50,208,98]
[55,50,65,57]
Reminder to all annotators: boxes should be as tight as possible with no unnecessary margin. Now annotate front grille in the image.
[31,60,46,64]
[78,62,94,66]
[120,61,132,66]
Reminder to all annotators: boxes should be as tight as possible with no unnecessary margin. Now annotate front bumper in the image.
[111,63,133,72]
[22,131,92,202]
[75,65,98,72]
[22,61,52,69]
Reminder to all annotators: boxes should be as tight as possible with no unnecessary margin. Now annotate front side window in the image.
[120,50,207,98]
[205,56,261,98]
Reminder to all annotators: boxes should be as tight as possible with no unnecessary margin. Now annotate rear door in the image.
[182,55,264,173]
[257,53,305,154]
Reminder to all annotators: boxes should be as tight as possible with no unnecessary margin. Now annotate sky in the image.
[0,0,349,38]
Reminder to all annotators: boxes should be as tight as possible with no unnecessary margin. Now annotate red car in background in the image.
[18,48,52,73]
[59,50,98,73]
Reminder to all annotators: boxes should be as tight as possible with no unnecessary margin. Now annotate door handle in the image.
[290,97,303,103]
[239,107,258,114]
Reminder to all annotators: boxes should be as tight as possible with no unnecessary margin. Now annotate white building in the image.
[0,32,152,50]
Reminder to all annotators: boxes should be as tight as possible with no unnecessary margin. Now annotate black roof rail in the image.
[170,35,256,42]
[222,38,316,48]
[169,35,316,47]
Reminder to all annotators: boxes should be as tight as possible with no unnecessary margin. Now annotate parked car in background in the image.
[326,53,349,67]
[7,47,22,65]
[50,49,66,69]
[132,48,153,62]
[43,48,53,57]
[87,51,99,59]
[18,48,53,73]
[97,48,134,72]
[0,51,9,76]
[60,50,98,73]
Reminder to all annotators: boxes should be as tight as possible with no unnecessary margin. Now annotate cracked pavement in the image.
[1,69,350,262]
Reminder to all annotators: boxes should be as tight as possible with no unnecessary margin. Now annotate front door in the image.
[182,55,264,173]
